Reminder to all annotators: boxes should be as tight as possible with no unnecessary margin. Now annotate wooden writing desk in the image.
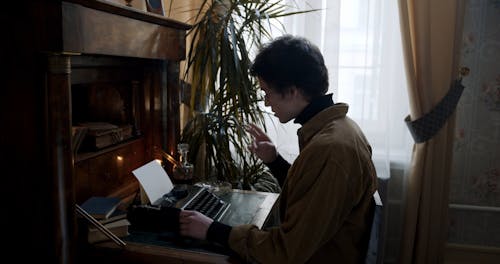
[88,189,280,263]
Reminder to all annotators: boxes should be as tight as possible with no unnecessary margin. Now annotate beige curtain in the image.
[397,0,465,263]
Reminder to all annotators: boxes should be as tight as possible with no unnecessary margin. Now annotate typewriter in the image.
[128,185,231,233]
[176,185,231,220]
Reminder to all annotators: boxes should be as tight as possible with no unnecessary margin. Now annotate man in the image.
[179,35,378,263]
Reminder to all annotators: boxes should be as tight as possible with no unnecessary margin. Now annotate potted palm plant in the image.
[177,0,315,191]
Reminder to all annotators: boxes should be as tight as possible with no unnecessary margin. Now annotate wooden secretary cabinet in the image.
[2,1,190,263]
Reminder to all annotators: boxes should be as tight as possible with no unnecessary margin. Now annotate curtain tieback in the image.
[405,67,469,143]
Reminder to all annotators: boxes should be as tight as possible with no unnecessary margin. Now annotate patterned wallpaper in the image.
[448,0,500,247]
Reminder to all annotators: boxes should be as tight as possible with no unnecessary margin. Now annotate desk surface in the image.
[219,189,279,228]
[91,189,279,263]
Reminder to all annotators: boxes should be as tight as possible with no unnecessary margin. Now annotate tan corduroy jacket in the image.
[228,103,378,263]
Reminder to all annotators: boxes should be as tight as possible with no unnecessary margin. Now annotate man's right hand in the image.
[246,123,277,163]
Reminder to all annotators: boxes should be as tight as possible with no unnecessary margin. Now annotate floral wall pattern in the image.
[448,0,500,247]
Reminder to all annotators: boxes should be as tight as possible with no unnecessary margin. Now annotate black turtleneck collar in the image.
[294,93,334,125]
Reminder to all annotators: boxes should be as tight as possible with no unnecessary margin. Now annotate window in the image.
[264,0,412,176]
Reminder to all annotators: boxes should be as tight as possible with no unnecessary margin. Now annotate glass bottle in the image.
[173,143,194,183]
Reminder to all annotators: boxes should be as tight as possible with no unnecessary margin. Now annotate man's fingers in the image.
[180,210,196,217]
[246,123,267,140]
[179,210,197,223]
[248,141,257,152]
[246,123,262,136]
[179,216,191,224]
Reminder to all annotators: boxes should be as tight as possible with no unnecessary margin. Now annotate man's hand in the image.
[179,210,213,240]
[246,123,277,163]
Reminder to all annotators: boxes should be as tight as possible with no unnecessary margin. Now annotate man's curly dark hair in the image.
[250,35,329,100]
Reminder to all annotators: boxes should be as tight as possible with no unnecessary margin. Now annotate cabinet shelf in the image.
[75,136,144,163]
[5,1,189,262]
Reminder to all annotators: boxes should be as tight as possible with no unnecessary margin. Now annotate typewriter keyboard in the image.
[182,187,230,220]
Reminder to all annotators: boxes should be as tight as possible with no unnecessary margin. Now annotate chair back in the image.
[365,191,384,264]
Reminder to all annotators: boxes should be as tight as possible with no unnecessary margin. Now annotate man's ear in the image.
[289,85,299,96]
[290,85,311,105]
[289,85,306,100]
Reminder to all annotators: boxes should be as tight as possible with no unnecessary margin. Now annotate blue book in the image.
[98,209,127,225]
[80,196,121,220]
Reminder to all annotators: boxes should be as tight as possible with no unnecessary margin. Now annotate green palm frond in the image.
[177,0,317,191]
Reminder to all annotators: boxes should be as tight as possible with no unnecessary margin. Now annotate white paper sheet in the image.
[132,160,174,205]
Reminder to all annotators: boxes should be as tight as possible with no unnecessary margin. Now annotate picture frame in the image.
[145,0,164,16]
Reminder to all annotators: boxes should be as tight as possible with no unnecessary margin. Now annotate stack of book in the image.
[78,122,133,150]
[80,196,130,244]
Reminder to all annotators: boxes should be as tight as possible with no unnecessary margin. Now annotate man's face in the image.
[258,78,307,123]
